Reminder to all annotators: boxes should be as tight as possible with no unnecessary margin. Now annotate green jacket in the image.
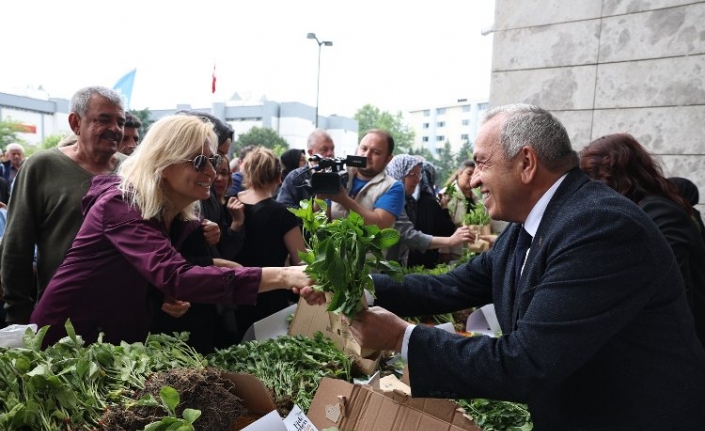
[1,148,125,323]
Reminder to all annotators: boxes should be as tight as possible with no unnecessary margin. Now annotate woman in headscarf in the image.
[385,154,471,267]
[410,161,458,267]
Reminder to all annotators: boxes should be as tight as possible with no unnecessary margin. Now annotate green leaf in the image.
[363,224,381,237]
[24,325,46,351]
[159,386,180,413]
[375,228,401,249]
[55,387,78,409]
[65,318,78,342]
[167,422,193,431]
[182,408,201,423]
[348,210,364,226]
[328,289,344,312]
[136,394,160,407]
[13,357,31,374]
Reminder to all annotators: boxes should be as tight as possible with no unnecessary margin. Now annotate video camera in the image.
[304,154,367,194]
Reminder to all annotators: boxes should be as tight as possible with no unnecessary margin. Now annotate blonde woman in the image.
[234,147,307,339]
[30,115,321,347]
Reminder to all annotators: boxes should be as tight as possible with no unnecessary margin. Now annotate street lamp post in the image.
[307,32,333,128]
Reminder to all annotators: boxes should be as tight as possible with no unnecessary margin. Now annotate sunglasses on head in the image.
[185,154,222,173]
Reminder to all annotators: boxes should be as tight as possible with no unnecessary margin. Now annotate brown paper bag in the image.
[289,295,380,375]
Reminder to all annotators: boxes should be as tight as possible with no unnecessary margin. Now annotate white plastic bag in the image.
[0,324,38,348]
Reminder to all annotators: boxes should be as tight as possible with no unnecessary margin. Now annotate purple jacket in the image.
[31,175,261,346]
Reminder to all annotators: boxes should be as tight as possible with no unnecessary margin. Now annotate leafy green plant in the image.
[290,198,402,320]
[207,333,352,413]
[444,181,458,199]
[139,386,201,431]
[0,320,205,430]
[464,205,491,226]
[456,398,533,431]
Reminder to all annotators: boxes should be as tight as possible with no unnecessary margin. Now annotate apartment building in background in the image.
[408,99,488,156]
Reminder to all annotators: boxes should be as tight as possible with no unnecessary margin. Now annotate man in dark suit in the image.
[349,104,705,430]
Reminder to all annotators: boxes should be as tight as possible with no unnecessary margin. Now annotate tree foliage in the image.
[351,104,476,191]
[232,126,289,155]
[410,138,474,190]
[0,118,23,152]
[129,108,154,137]
[456,139,474,166]
[20,133,71,157]
[434,141,458,187]
[354,104,415,154]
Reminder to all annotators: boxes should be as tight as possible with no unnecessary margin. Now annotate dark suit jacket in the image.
[374,168,705,430]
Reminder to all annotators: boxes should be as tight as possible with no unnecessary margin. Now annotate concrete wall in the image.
[490,0,705,214]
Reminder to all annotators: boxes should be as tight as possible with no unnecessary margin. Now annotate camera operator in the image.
[320,129,404,230]
[277,129,336,209]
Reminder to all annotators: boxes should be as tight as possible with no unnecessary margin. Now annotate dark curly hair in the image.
[579,133,691,215]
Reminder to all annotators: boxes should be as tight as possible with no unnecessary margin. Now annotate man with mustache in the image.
[1,86,128,324]
[324,129,404,229]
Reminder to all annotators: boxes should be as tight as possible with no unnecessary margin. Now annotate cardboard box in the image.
[223,372,319,431]
[307,377,483,431]
[288,297,381,376]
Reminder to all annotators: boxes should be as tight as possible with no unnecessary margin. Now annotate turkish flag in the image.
[211,64,216,94]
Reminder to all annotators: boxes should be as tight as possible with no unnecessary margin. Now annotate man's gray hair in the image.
[69,86,124,117]
[307,128,333,150]
[5,143,24,153]
[482,103,578,172]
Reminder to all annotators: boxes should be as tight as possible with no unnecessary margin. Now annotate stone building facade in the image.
[489,0,705,214]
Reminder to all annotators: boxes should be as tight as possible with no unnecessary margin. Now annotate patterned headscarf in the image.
[386,154,423,183]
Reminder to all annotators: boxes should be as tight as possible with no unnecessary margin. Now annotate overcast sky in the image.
[1,0,495,117]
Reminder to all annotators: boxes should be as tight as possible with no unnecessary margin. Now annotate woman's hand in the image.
[226,196,245,231]
[437,192,450,209]
[201,219,221,246]
[282,265,314,289]
[284,266,325,305]
[161,297,191,318]
[292,286,327,306]
[447,225,475,247]
[479,234,498,247]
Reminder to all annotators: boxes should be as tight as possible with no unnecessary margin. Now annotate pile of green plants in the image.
[0,323,205,430]
[0,323,351,431]
[207,333,352,414]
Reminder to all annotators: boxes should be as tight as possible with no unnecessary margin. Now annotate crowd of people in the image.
[1,86,704,428]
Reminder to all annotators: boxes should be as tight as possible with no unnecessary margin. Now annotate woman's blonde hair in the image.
[242,147,282,190]
[118,115,218,220]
